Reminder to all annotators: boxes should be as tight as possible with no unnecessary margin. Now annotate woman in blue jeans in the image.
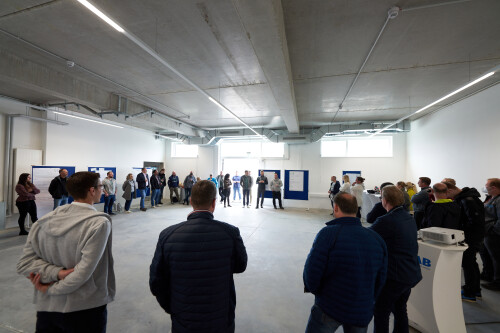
[122,173,137,213]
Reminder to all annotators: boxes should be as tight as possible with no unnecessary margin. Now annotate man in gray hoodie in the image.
[17,171,115,332]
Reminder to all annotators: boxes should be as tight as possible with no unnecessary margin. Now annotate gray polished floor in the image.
[1,200,499,332]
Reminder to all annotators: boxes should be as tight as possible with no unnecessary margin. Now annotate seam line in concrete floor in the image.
[0,322,24,333]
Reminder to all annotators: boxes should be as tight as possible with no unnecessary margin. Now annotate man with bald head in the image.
[423,183,460,229]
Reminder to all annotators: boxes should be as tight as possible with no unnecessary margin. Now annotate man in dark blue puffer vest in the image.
[304,193,388,333]
[150,180,247,333]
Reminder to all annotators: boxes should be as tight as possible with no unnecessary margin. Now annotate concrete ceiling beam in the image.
[233,0,299,133]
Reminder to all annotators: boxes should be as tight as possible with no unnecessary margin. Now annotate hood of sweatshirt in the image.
[36,203,111,237]
[455,187,481,201]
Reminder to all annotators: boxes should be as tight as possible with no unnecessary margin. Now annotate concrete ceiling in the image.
[0,0,498,137]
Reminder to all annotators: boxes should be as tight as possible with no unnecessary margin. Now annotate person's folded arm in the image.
[46,220,111,296]
[17,235,64,283]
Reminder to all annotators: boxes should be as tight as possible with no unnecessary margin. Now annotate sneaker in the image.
[461,290,476,302]
[261,206,263,208]
[140,208,147,212]
[151,206,156,208]
[476,291,483,299]
[280,207,284,209]
[274,207,277,209]
[481,282,500,291]
[255,206,259,209]
[109,212,116,215]
[126,210,132,214]
[247,206,250,208]
[157,204,163,206]
[228,205,232,207]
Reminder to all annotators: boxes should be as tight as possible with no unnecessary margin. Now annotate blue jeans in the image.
[233,186,241,200]
[139,189,146,209]
[103,194,115,214]
[184,188,192,204]
[53,195,68,210]
[151,189,160,207]
[124,199,132,211]
[305,304,367,333]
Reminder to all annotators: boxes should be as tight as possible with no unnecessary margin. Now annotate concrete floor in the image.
[1,200,500,332]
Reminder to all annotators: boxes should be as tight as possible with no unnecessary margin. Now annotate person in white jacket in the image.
[351,176,366,218]
[17,171,115,332]
[339,174,351,194]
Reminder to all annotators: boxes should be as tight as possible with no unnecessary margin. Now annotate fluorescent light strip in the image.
[371,70,496,136]
[415,71,495,113]
[76,0,261,137]
[76,0,124,33]
[53,111,123,128]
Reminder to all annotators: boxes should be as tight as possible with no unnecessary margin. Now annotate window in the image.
[220,141,286,158]
[321,136,392,157]
[261,142,284,158]
[171,142,198,158]
[321,140,347,157]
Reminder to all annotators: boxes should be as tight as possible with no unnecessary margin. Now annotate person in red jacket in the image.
[15,173,40,235]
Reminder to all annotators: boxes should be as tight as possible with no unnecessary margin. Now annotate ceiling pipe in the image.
[0,27,192,120]
[401,0,472,13]
[330,6,400,123]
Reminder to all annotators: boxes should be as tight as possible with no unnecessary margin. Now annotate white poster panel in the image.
[263,171,276,191]
[289,171,304,192]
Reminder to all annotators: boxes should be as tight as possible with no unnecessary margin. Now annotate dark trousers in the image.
[480,242,494,279]
[414,211,424,230]
[219,187,225,202]
[374,279,412,333]
[256,188,265,207]
[36,305,107,333]
[462,242,482,295]
[243,189,250,206]
[159,187,164,204]
[184,188,192,204]
[272,191,283,208]
[224,188,231,206]
[16,200,38,232]
[103,195,115,214]
[484,231,500,283]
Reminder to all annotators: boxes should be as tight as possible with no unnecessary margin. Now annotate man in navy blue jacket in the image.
[149,180,247,333]
[370,185,422,333]
[304,193,388,333]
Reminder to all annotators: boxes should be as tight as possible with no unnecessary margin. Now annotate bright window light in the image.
[221,142,260,157]
[171,142,198,158]
[347,137,392,157]
[261,142,284,157]
[76,0,125,33]
[321,141,347,157]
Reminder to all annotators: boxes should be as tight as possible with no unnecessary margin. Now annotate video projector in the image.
[419,227,465,245]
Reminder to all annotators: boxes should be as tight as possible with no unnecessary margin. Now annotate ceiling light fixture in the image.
[75,0,261,137]
[415,71,495,114]
[371,70,497,137]
[53,111,124,128]
[76,0,125,33]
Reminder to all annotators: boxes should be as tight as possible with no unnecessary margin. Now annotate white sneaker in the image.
[157,204,163,206]
[151,206,156,208]
[126,210,132,213]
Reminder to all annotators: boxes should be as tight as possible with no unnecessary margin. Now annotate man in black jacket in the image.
[444,182,485,301]
[136,168,149,212]
[159,169,166,205]
[255,171,268,209]
[150,180,247,333]
[48,169,69,210]
[366,182,393,223]
[328,176,340,216]
[423,183,461,229]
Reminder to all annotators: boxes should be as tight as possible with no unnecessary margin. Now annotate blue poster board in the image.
[342,170,361,184]
[258,169,280,198]
[284,170,309,200]
[88,167,116,203]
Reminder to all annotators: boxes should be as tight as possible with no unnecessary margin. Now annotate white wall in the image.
[406,84,500,196]
[45,116,166,208]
